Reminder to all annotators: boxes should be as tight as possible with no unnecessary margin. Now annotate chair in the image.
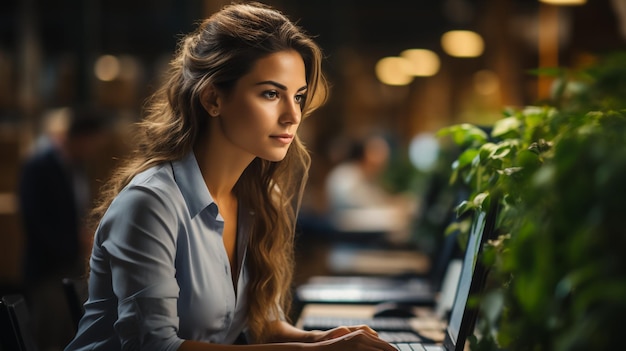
[0,294,38,351]
[61,278,88,331]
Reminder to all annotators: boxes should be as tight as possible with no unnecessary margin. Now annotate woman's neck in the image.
[192,134,254,204]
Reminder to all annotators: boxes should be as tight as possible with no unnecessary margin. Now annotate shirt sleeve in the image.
[98,184,185,351]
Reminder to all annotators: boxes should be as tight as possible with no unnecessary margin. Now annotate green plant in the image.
[500,109,626,351]
[437,52,626,350]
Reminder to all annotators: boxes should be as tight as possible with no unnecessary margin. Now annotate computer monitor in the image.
[443,206,497,350]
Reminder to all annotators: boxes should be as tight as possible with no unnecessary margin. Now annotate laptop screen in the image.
[445,209,490,348]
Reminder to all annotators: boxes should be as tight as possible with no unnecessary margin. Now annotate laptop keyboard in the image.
[379,331,423,343]
[392,343,427,351]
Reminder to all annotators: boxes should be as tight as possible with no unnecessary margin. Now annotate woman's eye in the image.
[295,94,305,104]
[263,91,278,99]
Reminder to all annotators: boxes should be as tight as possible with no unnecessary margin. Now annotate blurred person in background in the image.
[64,3,396,351]
[18,106,110,350]
[326,133,391,210]
[325,133,416,241]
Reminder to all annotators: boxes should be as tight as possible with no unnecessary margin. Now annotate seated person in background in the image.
[325,133,416,239]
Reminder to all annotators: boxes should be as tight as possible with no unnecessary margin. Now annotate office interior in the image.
[1,0,625,349]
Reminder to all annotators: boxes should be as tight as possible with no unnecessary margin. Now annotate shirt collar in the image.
[171,151,219,219]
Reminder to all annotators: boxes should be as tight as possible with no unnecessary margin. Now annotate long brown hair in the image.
[90,2,327,343]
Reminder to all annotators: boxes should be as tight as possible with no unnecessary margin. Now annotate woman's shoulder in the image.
[129,162,175,189]
[97,163,184,243]
[111,163,183,215]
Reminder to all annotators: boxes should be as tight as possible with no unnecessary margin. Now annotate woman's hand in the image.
[309,327,397,351]
[261,321,396,350]
[307,325,378,342]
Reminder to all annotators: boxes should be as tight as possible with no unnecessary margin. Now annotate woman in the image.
[65,2,396,351]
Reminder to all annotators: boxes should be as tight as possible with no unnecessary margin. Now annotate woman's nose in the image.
[280,99,301,125]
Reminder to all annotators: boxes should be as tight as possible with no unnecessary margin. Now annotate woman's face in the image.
[215,49,307,162]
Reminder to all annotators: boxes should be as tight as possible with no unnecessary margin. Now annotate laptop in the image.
[295,185,468,307]
[300,205,498,350]
[299,259,462,335]
[295,218,462,306]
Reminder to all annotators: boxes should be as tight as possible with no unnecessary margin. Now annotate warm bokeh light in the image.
[375,56,413,86]
[117,55,141,81]
[441,30,485,57]
[400,49,440,77]
[539,0,586,5]
[473,70,500,95]
[94,55,121,81]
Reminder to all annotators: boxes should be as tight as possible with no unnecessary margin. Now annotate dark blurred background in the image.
[0,0,624,329]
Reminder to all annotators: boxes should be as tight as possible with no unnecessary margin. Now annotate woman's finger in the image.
[339,330,398,351]
[346,324,378,336]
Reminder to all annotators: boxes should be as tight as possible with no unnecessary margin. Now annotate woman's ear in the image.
[200,85,221,117]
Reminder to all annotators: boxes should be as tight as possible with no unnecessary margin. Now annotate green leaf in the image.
[455,200,474,217]
[438,123,489,147]
[492,117,522,139]
[457,149,480,169]
[479,143,498,162]
[473,192,490,210]
[517,149,542,171]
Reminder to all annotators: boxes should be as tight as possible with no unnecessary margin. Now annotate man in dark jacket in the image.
[18,106,109,350]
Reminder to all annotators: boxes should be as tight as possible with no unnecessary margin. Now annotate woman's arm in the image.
[178,326,398,351]
[264,320,377,343]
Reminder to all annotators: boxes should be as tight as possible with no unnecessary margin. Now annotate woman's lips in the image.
[270,134,294,144]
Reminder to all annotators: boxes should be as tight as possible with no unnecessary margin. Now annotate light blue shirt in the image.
[65,152,253,350]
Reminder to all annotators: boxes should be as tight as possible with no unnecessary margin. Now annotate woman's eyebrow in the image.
[255,80,308,92]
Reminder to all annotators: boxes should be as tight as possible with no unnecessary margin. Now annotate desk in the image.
[326,246,431,276]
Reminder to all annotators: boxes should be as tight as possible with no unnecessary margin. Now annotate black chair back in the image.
[62,278,88,331]
[0,294,38,351]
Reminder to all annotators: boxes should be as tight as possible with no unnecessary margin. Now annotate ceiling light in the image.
[94,55,121,82]
[400,49,440,77]
[441,30,485,57]
[375,57,414,86]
